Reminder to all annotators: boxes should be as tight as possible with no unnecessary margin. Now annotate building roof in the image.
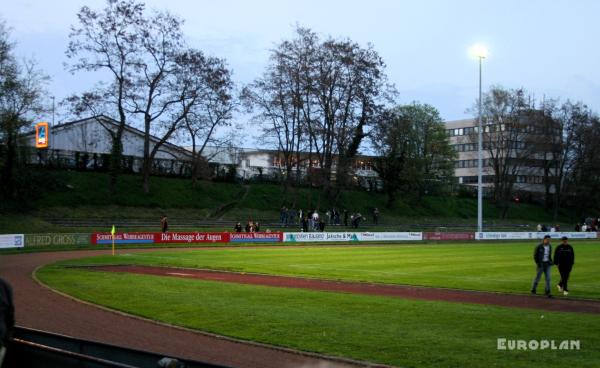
[24,115,191,158]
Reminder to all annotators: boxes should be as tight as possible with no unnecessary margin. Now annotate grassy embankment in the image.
[0,169,575,233]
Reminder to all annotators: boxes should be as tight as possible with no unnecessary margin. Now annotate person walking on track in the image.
[554,236,575,296]
[531,235,554,298]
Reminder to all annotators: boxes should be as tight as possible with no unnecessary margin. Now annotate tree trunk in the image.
[142,116,152,194]
[1,121,16,199]
[108,137,123,203]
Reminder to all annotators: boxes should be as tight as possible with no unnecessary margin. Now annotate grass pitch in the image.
[37,242,600,367]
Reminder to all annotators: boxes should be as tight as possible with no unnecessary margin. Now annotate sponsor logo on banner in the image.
[159,232,227,243]
[229,232,282,243]
[534,232,598,240]
[92,232,156,245]
[476,231,599,240]
[284,232,422,242]
[284,232,359,242]
[0,234,24,249]
[359,232,423,241]
[424,232,475,241]
[25,233,90,247]
[476,232,535,240]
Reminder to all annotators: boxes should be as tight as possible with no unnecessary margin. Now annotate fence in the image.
[22,147,193,177]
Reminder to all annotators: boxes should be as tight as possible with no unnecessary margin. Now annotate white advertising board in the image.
[0,234,25,249]
[283,232,423,242]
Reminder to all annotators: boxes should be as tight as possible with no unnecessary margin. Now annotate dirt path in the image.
[0,248,384,368]
[89,264,600,314]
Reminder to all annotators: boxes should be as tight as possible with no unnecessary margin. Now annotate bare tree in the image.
[245,26,391,201]
[470,86,539,218]
[534,100,587,219]
[67,0,234,194]
[180,52,235,185]
[66,0,144,200]
[569,113,600,216]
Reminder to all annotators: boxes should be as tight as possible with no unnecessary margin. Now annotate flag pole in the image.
[111,225,116,256]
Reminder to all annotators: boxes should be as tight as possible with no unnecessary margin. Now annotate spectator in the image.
[312,210,320,231]
[541,224,548,232]
[536,224,542,232]
[280,206,287,225]
[343,209,349,227]
[319,220,326,232]
[0,278,14,367]
[234,222,242,232]
[531,235,554,298]
[554,236,575,296]
[288,208,296,225]
[550,226,556,233]
[325,210,331,225]
[333,209,340,225]
[160,215,168,233]
[255,222,260,232]
[575,223,581,232]
[555,224,560,232]
[373,208,380,225]
[245,221,252,233]
[301,215,309,232]
[298,209,303,223]
[351,212,363,229]
[581,224,588,232]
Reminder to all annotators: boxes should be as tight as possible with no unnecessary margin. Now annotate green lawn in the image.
[54,242,600,299]
[37,262,600,368]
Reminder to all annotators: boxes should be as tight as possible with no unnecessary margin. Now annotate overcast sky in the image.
[2,0,599,143]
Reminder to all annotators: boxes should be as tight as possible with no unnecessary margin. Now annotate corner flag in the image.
[111,225,116,256]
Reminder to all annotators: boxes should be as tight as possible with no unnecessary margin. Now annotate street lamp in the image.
[470,44,488,234]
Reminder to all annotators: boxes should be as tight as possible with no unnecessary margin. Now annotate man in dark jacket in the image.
[531,235,554,297]
[554,236,575,296]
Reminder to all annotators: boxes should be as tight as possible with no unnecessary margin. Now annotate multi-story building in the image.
[445,118,547,195]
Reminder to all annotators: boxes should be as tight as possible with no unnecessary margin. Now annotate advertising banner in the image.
[358,232,423,241]
[91,232,283,244]
[284,232,359,243]
[475,232,535,240]
[0,234,24,249]
[283,232,422,242]
[476,231,599,240]
[534,232,598,240]
[158,232,228,243]
[92,232,156,245]
[423,232,476,241]
[25,233,90,247]
[229,232,283,243]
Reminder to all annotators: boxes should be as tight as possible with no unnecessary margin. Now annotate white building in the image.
[24,116,191,160]
[23,116,191,174]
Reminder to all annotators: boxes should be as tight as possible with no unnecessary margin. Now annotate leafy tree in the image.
[0,20,49,201]
[371,103,456,207]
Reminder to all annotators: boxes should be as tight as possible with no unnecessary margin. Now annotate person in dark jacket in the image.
[0,278,15,365]
[301,215,309,232]
[531,235,554,297]
[554,236,575,296]
[160,215,168,233]
[234,222,242,232]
